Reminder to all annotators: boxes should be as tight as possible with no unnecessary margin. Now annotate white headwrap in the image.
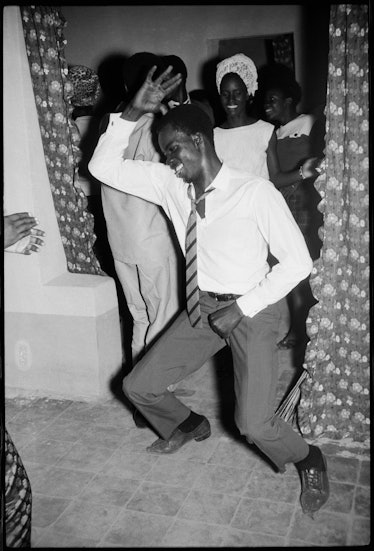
[216,53,258,97]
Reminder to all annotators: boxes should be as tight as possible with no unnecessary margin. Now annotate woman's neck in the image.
[222,113,257,129]
[279,107,298,126]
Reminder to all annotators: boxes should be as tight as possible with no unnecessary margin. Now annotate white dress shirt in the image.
[89,114,313,318]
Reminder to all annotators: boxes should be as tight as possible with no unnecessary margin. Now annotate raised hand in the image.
[121,66,182,120]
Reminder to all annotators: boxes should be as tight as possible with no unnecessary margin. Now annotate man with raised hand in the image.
[89,65,329,517]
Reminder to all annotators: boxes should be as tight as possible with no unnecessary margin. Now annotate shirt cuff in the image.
[236,293,266,318]
[107,113,138,134]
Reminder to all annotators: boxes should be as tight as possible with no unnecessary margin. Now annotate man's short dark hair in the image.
[155,104,214,146]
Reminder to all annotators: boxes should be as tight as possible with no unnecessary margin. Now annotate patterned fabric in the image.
[20,6,103,274]
[298,4,369,443]
[68,65,101,107]
[216,53,258,96]
[3,429,32,548]
[185,185,214,328]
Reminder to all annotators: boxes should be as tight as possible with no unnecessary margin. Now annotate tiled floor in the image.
[5,348,370,547]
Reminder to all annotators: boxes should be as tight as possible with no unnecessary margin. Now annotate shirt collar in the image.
[209,163,231,192]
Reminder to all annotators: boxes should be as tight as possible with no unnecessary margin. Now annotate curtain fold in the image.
[20,5,103,275]
[298,4,369,443]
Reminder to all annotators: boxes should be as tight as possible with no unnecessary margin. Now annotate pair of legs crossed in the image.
[123,291,309,472]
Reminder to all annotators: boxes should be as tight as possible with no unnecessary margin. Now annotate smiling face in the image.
[264,87,290,124]
[219,73,249,118]
[158,123,203,184]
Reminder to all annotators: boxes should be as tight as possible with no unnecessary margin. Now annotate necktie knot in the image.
[188,185,214,218]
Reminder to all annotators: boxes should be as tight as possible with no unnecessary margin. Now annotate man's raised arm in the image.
[88,66,182,201]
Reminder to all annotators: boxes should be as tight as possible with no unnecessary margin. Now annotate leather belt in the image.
[206,291,241,301]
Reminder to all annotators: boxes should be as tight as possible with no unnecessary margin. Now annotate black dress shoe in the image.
[298,449,329,517]
[133,409,149,429]
[146,417,211,454]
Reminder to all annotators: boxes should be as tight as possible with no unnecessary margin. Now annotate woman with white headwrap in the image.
[214,53,319,186]
[214,54,321,349]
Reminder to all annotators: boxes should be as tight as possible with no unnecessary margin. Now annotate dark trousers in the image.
[123,291,309,471]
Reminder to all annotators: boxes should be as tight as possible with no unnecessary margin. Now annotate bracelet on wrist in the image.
[299,165,306,180]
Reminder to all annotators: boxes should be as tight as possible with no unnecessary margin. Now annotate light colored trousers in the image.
[123,292,309,472]
[114,255,181,364]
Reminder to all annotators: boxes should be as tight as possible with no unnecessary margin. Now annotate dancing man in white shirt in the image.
[89,66,329,517]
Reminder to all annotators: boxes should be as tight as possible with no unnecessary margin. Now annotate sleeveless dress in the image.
[213,119,275,178]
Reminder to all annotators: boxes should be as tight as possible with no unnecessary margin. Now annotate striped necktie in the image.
[185,184,214,328]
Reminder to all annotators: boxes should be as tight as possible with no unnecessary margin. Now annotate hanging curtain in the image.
[298,4,369,443]
[20,6,103,275]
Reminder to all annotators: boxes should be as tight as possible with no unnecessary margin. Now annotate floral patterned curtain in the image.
[299,4,369,444]
[20,6,103,275]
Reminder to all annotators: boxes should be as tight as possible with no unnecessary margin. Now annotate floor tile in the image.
[207,438,260,470]
[126,481,190,516]
[32,465,95,498]
[177,489,241,525]
[34,529,98,548]
[358,459,370,486]
[243,469,300,503]
[116,426,160,453]
[6,418,56,444]
[231,498,294,536]
[161,519,227,547]
[102,509,173,547]
[4,346,369,550]
[349,516,371,545]
[288,538,319,546]
[100,448,159,480]
[288,509,349,546]
[79,471,139,503]
[145,456,206,487]
[76,423,131,449]
[193,463,252,496]
[32,494,71,528]
[7,398,71,424]
[324,481,355,514]
[353,485,370,517]
[18,437,74,465]
[37,417,95,442]
[55,441,117,472]
[325,454,360,484]
[52,499,122,541]
[223,527,286,547]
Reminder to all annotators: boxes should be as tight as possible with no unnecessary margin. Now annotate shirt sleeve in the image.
[88,113,173,206]
[236,181,313,318]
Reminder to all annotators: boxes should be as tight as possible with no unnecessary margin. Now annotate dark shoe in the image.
[298,450,329,517]
[146,417,211,454]
[133,409,149,429]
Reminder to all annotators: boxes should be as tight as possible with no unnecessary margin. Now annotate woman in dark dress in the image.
[262,64,325,350]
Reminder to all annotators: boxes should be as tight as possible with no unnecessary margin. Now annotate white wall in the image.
[61,5,305,91]
[4,6,123,401]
